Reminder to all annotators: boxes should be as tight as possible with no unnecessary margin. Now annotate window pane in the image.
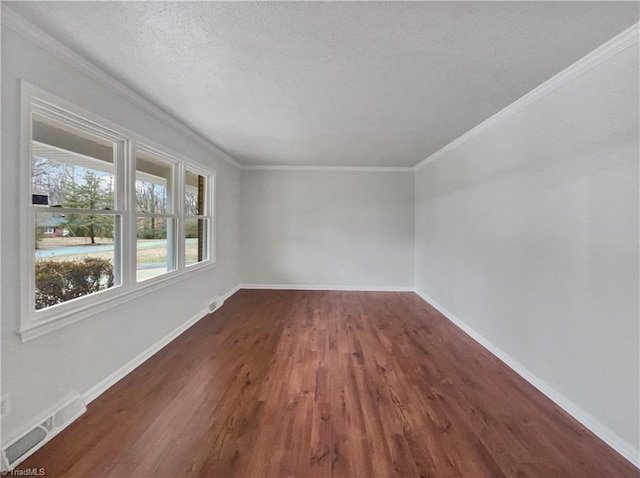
[136,150,173,214]
[185,170,206,215]
[185,218,209,266]
[32,113,115,209]
[136,217,176,281]
[35,212,119,310]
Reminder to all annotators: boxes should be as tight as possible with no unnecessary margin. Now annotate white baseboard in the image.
[220,284,242,302]
[1,283,242,466]
[414,288,640,469]
[83,283,241,404]
[240,283,414,292]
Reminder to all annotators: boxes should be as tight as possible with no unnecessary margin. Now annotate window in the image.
[184,168,213,266]
[21,85,215,340]
[30,107,124,312]
[135,147,177,281]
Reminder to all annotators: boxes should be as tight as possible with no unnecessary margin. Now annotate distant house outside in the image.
[36,215,68,237]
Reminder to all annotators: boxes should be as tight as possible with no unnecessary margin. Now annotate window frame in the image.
[133,143,180,282]
[19,82,216,342]
[184,164,215,268]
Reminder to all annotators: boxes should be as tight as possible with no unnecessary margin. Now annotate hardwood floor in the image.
[19,290,638,477]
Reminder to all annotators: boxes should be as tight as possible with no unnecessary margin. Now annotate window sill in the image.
[17,260,216,342]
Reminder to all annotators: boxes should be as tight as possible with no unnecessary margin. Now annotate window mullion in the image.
[122,139,136,288]
[32,206,123,216]
[22,83,216,337]
[177,163,185,271]
[136,213,176,219]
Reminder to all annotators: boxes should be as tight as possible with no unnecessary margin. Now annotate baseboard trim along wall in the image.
[5,285,636,470]
[240,283,415,292]
[83,284,241,404]
[1,284,242,472]
[413,289,640,469]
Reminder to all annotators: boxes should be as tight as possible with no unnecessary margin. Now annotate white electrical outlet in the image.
[339,270,346,278]
[1,394,10,418]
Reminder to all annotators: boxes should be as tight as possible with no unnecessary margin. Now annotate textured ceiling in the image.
[7,2,639,167]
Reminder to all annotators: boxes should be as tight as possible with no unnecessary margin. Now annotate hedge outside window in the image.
[31,109,123,310]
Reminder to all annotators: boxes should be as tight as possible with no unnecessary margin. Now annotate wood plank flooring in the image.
[19,290,639,477]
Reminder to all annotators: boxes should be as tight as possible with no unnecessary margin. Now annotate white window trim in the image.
[184,163,216,267]
[19,81,216,342]
[133,142,180,282]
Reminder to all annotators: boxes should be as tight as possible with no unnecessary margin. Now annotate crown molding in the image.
[5,6,636,173]
[0,5,242,169]
[241,165,413,172]
[414,21,640,171]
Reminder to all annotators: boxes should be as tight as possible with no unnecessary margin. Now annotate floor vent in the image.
[1,395,86,472]
[209,296,224,312]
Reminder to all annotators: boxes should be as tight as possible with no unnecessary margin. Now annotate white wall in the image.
[241,170,414,289]
[1,27,241,445]
[415,43,639,459]
[3,8,638,470]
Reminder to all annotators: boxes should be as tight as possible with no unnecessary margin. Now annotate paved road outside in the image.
[36,240,168,259]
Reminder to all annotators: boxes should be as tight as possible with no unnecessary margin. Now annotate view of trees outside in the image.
[185,188,200,216]
[135,162,175,281]
[32,154,79,207]
[31,108,211,311]
[136,178,168,240]
[184,188,200,241]
[33,149,175,305]
[184,170,208,265]
[33,151,118,309]
[33,143,206,307]
[63,171,114,243]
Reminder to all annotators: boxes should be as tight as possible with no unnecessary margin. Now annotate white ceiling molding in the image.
[0,5,242,170]
[414,21,640,172]
[3,4,637,171]
[241,165,413,172]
